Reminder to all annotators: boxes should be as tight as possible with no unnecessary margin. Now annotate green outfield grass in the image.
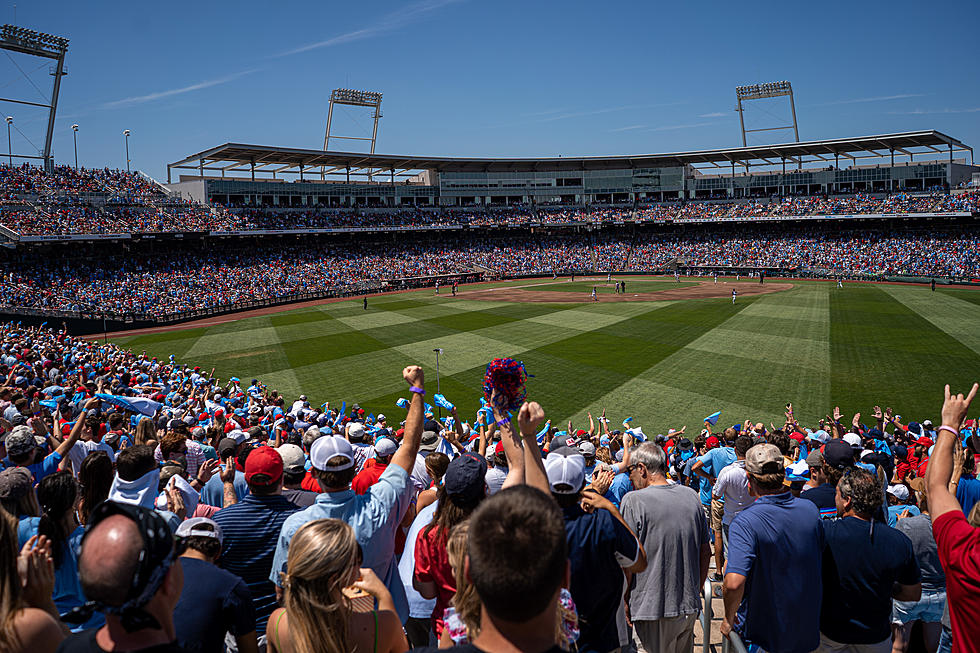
[111,277,980,434]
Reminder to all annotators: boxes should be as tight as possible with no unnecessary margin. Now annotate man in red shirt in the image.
[898,436,933,480]
[351,437,397,495]
[925,382,980,653]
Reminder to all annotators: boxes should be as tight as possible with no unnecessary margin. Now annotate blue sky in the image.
[4,0,979,180]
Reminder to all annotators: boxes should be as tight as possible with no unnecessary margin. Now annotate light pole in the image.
[123,129,130,173]
[433,348,443,417]
[5,117,12,166]
[71,124,78,169]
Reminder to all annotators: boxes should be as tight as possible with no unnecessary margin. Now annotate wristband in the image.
[409,387,425,395]
[937,425,959,437]
[496,417,511,426]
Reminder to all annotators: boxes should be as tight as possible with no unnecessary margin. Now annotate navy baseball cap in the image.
[444,452,487,506]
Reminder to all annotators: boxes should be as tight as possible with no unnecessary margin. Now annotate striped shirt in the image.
[212,494,298,635]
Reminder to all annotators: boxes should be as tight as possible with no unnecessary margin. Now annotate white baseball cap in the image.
[886,484,909,501]
[374,437,398,457]
[843,433,862,449]
[347,422,366,440]
[276,443,306,474]
[578,441,596,457]
[175,517,224,544]
[228,429,248,445]
[544,451,586,494]
[310,436,354,471]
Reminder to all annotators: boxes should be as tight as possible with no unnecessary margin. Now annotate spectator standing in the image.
[722,443,824,653]
[172,518,257,653]
[712,435,755,545]
[270,366,425,622]
[925,383,980,652]
[212,446,298,646]
[275,444,316,509]
[819,469,922,652]
[546,447,646,653]
[621,442,710,653]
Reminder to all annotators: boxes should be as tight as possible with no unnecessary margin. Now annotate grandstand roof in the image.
[168,130,973,181]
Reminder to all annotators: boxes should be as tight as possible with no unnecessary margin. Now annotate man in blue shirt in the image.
[691,431,737,576]
[270,365,426,623]
[820,468,921,650]
[547,448,646,653]
[213,446,298,642]
[722,443,824,653]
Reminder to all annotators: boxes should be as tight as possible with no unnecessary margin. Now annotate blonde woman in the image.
[267,519,407,653]
[133,417,158,449]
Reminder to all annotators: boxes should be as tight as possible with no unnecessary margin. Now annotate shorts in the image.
[710,498,724,532]
[892,590,946,625]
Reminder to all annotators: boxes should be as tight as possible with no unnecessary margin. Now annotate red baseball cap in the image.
[494,441,505,455]
[789,432,806,444]
[915,437,934,447]
[706,436,720,449]
[244,447,283,486]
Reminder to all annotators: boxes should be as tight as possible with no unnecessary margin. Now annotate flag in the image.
[95,393,161,417]
[433,393,455,411]
[704,411,721,426]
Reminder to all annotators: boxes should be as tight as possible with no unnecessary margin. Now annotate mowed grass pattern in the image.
[111,278,980,432]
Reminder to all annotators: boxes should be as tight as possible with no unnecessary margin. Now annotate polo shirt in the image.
[932,510,980,651]
[713,460,753,525]
[820,516,920,644]
[801,482,838,518]
[270,464,413,622]
[563,503,638,653]
[212,494,298,635]
[726,492,823,653]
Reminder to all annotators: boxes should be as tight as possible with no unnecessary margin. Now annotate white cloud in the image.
[273,0,462,57]
[102,69,260,108]
[609,124,647,132]
[814,93,926,106]
[698,112,727,118]
[888,107,980,115]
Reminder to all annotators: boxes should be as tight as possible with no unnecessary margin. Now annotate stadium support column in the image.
[730,160,735,197]
[781,157,785,197]
[948,143,953,189]
[250,160,255,182]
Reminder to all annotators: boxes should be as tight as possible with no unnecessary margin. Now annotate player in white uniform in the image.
[732,288,737,304]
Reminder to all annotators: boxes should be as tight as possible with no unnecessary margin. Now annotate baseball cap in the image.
[217,437,238,459]
[842,433,862,449]
[823,440,856,470]
[276,444,306,474]
[549,434,578,451]
[175,517,224,544]
[886,484,910,501]
[805,450,824,467]
[444,452,487,505]
[545,450,586,494]
[244,447,283,486]
[374,437,398,458]
[4,426,37,459]
[227,429,248,445]
[806,429,830,444]
[915,436,934,447]
[0,466,32,499]
[578,442,596,457]
[922,419,934,430]
[706,436,720,449]
[907,422,923,437]
[310,436,355,471]
[744,443,783,475]
[376,414,386,422]
[419,431,439,453]
[347,422,366,441]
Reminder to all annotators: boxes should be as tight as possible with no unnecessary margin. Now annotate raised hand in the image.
[402,365,424,389]
[517,401,546,436]
[872,406,882,420]
[941,383,978,429]
[833,406,842,422]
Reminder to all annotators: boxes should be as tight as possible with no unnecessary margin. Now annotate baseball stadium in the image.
[1,9,980,653]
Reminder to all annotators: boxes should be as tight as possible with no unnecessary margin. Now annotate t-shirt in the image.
[200,467,248,507]
[562,503,638,653]
[56,629,184,653]
[726,492,823,653]
[280,487,317,509]
[621,483,708,620]
[173,557,255,653]
[712,460,753,525]
[895,513,944,592]
[698,446,736,478]
[212,495,298,635]
[932,510,980,651]
[484,465,507,495]
[3,451,63,483]
[801,483,838,518]
[820,516,921,644]
[352,461,389,495]
[887,504,921,527]
[604,472,633,508]
[956,477,980,517]
[414,525,456,637]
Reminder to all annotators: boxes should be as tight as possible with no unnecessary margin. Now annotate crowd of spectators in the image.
[0,164,976,237]
[0,322,979,653]
[0,226,977,317]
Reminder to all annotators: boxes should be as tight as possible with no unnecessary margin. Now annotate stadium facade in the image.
[166,131,976,208]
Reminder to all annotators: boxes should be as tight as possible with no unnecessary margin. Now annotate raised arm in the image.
[925,383,977,520]
[517,401,550,494]
[390,366,425,474]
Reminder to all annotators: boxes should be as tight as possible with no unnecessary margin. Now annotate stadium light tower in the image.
[123,129,130,173]
[0,25,68,171]
[71,123,78,169]
[5,116,11,166]
[734,81,799,146]
[323,88,382,180]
